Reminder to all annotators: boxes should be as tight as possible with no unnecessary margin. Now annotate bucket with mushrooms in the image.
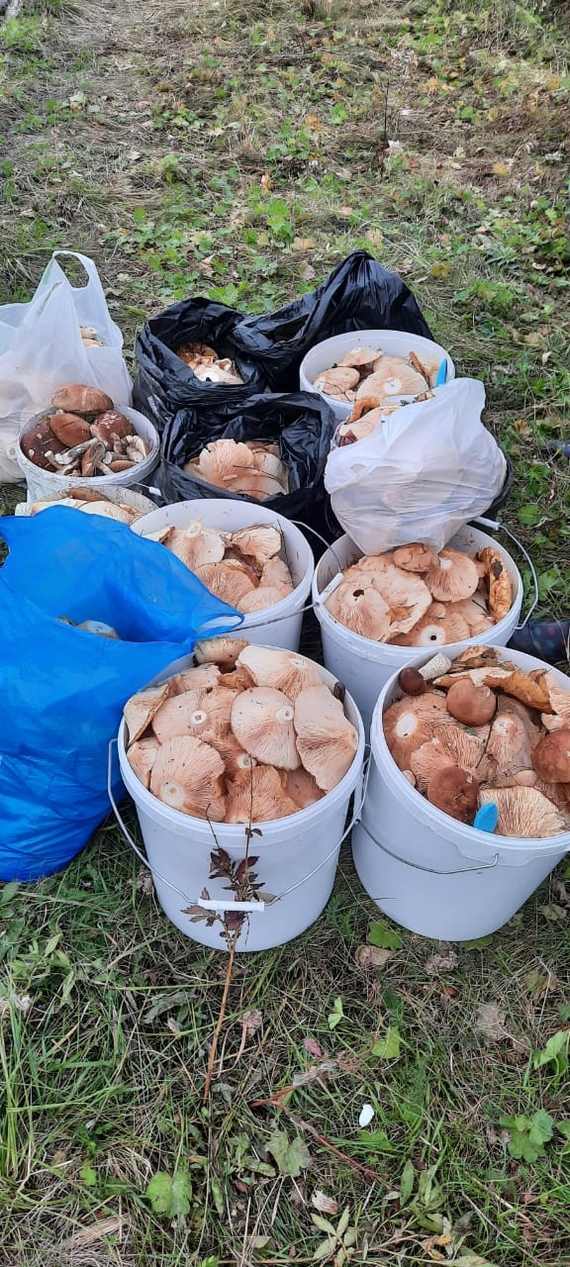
[312,524,523,734]
[14,485,158,524]
[17,385,159,502]
[299,328,455,423]
[132,498,314,653]
[116,643,365,952]
[351,644,570,942]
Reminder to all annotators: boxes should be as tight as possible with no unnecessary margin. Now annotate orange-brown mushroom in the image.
[446,679,497,726]
[224,765,298,823]
[478,786,566,838]
[427,767,479,823]
[149,735,226,819]
[423,549,479,603]
[237,646,322,700]
[231,687,300,769]
[124,681,175,746]
[293,685,359,791]
[383,692,453,771]
[531,729,570,783]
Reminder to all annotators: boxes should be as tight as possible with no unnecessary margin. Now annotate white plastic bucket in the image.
[14,484,158,519]
[132,499,315,653]
[115,655,365,952]
[312,524,523,735]
[352,646,570,941]
[299,329,455,423]
[16,406,160,502]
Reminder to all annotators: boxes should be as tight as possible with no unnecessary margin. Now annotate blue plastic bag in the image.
[0,508,242,881]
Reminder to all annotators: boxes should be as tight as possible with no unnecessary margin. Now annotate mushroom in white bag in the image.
[324,378,507,556]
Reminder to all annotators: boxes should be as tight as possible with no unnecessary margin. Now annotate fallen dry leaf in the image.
[475,1001,507,1042]
[355,945,394,970]
[425,950,458,974]
[311,1190,339,1216]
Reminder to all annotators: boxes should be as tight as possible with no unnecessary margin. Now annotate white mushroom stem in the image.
[419,653,453,682]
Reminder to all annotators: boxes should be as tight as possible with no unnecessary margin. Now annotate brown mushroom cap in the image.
[20,416,68,469]
[49,412,92,447]
[237,646,323,700]
[410,725,487,792]
[324,575,392,641]
[231,687,300,769]
[478,786,566,838]
[398,667,427,697]
[51,383,114,415]
[392,543,439,573]
[293,684,359,791]
[476,546,513,622]
[383,692,453,771]
[149,735,226,819]
[423,549,480,603]
[427,767,479,823]
[91,410,133,443]
[531,729,570,783]
[446,679,497,726]
[224,765,299,823]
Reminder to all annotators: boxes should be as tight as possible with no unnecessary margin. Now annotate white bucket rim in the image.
[369,644,570,857]
[300,328,456,413]
[132,499,315,630]
[312,528,523,658]
[118,652,366,844]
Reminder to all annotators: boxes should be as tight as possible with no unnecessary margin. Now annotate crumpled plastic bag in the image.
[324,378,507,555]
[133,297,266,432]
[231,249,434,391]
[0,508,242,881]
[158,391,337,530]
[0,251,132,481]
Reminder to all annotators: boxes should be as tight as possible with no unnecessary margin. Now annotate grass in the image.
[1,0,570,1262]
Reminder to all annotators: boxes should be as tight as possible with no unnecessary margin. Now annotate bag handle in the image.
[50,251,107,294]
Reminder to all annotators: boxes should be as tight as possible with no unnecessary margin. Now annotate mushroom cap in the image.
[222,472,287,500]
[127,736,160,789]
[531,729,570,783]
[163,520,225,571]
[149,735,226,820]
[236,646,323,700]
[124,681,174,745]
[294,684,359,791]
[476,546,513,621]
[91,409,133,442]
[196,561,257,608]
[229,525,282,566]
[194,636,249,670]
[197,438,256,482]
[444,598,495,637]
[260,556,294,591]
[394,604,471,648]
[355,358,427,401]
[231,687,300,769]
[345,552,394,577]
[446,679,497,727]
[382,691,453,770]
[313,366,360,399]
[170,664,221,695]
[392,543,439,573]
[49,412,92,447]
[176,340,217,368]
[410,725,487,792]
[370,565,432,636]
[478,786,566,838]
[152,685,237,745]
[338,346,380,369]
[51,383,114,415]
[284,766,324,810]
[324,575,392,641]
[224,765,299,823]
[541,675,570,732]
[486,712,535,779]
[427,767,479,823]
[337,411,384,443]
[423,549,480,603]
[239,585,292,613]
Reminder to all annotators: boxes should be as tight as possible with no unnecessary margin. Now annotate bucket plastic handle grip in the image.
[107,740,368,912]
[473,517,539,629]
[359,819,499,876]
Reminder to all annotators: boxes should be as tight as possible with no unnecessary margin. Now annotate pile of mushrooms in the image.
[383,645,570,837]
[24,487,149,525]
[183,438,289,501]
[124,643,359,823]
[142,519,295,612]
[21,384,150,478]
[80,326,104,348]
[312,346,437,443]
[324,542,512,646]
[176,341,244,385]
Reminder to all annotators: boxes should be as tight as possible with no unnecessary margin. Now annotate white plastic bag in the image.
[325,378,507,555]
[0,251,132,482]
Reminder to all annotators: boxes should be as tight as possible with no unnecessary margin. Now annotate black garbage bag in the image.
[158,393,337,535]
[133,298,266,432]
[232,250,435,391]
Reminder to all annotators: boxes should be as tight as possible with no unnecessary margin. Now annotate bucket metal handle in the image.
[108,740,368,915]
[474,517,539,629]
[359,819,499,877]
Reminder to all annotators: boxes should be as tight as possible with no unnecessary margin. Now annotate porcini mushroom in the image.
[423,549,479,603]
[532,729,570,783]
[237,646,323,700]
[51,384,114,415]
[224,765,298,823]
[149,735,226,820]
[478,786,566,838]
[446,679,497,726]
[231,687,300,769]
[293,684,359,791]
[49,412,92,447]
[427,767,479,823]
